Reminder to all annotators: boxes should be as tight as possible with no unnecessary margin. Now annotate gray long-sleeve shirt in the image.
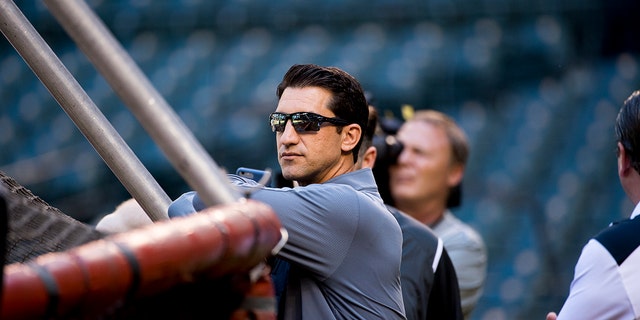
[169,168,405,320]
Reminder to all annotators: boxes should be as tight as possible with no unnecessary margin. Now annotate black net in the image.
[0,170,105,265]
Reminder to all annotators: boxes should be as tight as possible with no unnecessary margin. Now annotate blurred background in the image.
[1,0,640,319]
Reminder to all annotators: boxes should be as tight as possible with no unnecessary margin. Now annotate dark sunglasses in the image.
[269,112,351,133]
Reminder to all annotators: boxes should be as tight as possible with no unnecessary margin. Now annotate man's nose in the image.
[395,149,410,164]
[279,120,299,144]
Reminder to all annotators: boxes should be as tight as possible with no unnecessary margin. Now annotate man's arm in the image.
[168,191,205,218]
[167,174,261,218]
[168,176,360,278]
[555,239,633,319]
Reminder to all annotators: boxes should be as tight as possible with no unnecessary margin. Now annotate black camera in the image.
[371,117,403,205]
[373,116,404,167]
[373,134,403,167]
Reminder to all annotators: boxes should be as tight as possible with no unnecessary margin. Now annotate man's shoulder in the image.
[298,175,389,221]
[435,212,484,248]
[326,168,377,189]
[388,206,439,244]
[300,180,362,202]
[594,216,640,266]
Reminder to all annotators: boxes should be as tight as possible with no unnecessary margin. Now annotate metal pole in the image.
[0,0,170,222]
[42,0,241,207]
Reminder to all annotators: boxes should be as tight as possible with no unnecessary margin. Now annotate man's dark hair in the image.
[276,64,368,163]
[363,106,379,148]
[616,90,640,173]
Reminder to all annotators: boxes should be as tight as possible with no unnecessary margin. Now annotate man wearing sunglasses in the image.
[169,64,406,319]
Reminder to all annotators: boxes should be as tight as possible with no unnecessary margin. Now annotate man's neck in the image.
[298,157,356,186]
[395,200,446,227]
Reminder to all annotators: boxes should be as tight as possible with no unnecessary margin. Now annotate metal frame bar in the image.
[0,0,170,221]
[42,0,240,208]
[0,0,241,221]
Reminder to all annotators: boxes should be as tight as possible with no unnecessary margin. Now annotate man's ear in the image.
[447,163,465,188]
[341,124,362,153]
[362,146,377,169]
[618,142,632,177]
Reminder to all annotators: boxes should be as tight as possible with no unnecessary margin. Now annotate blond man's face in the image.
[389,121,463,205]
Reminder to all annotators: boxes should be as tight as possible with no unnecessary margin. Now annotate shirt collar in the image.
[631,201,640,219]
[326,168,383,202]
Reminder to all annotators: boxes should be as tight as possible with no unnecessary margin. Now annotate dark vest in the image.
[595,215,640,266]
